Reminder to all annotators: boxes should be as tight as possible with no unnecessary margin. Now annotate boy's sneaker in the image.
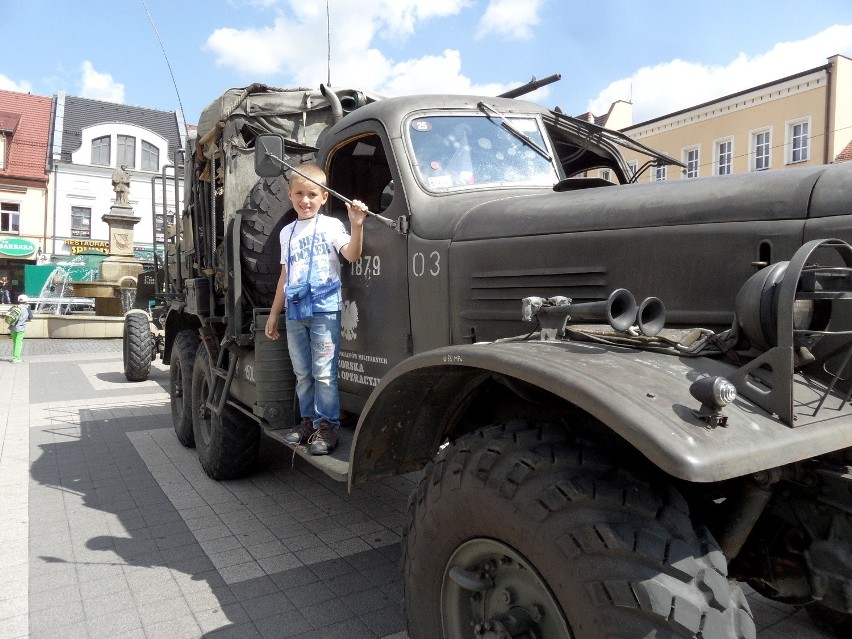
[308,421,338,456]
[283,418,314,445]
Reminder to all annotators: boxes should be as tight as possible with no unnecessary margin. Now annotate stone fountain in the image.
[72,165,143,315]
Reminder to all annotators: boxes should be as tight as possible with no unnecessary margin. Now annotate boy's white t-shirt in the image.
[279,214,351,310]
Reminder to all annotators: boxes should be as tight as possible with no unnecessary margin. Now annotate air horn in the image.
[522,289,666,341]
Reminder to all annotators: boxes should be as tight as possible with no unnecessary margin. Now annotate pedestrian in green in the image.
[5,294,33,363]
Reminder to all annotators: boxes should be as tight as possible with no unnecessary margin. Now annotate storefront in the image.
[0,236,38,302]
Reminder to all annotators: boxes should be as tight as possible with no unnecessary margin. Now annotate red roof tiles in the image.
[835,139,852,163]
[0,90,52,183]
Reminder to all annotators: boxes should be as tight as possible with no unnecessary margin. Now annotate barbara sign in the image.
[0,237,36,257]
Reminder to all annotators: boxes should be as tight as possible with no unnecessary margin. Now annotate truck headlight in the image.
[735,261,831,351]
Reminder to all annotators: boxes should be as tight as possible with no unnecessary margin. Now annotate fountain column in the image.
[91,166,144,315]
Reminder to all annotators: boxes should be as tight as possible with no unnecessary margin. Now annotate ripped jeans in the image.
[286,312,341,429]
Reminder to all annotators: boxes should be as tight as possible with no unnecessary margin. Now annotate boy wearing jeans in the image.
[264,163,367,455]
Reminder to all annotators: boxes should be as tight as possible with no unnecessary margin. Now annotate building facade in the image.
[48,92,184,265]
[616,54,852,182]
[0,90,52,301]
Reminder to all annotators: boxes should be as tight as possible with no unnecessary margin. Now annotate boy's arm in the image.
[339,200,368,262]
[264,265,288,340]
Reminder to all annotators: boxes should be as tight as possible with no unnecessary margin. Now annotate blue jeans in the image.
[286,312,341,429]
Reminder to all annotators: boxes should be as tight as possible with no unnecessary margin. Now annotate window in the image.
[155,210,175,241]
[789,119,809,163]
[753,129,771,171]
[92,135,110,165]
[1,202,20,233]
[141,140,159,171]
[684,147,699,178]
[118,135,136,168]
[71,206,91,238]
[716,139,733,175]
[407,114,558,191]
[627,161,638,181]
[0,133,6,170]
[653,164,667,181]
[600,169,611,182]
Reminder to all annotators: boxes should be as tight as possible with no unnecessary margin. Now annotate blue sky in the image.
[3,0,852,126]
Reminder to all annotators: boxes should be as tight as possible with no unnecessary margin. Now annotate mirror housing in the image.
[254,134,286,178]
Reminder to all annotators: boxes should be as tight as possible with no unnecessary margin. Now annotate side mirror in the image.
[254,134,285,178]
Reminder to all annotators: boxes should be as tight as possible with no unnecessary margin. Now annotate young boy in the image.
[264,163,367,455]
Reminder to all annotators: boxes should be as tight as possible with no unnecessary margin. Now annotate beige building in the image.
[615,54,852,182]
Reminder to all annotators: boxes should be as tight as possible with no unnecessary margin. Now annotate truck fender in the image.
[348,340,852,488]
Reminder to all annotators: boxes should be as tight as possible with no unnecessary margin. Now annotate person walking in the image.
[6,294,33,363]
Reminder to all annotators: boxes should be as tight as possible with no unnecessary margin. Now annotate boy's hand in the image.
[346,200,368,227]
[264,313,280,340]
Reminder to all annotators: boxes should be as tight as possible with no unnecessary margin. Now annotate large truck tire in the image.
[123,310,153,382]
[403,421,756,639]
[170,329,200,447]
[191,344,260,480]
[241,176,297,307]
[806,603,852,637]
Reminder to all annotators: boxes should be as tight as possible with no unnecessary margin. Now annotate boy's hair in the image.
[290,162,327,191]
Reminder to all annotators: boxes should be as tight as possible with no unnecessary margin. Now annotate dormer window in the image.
[0,111,20,171]
[92,136,110,165]
[141,140,159,171]
[118,135,135,168]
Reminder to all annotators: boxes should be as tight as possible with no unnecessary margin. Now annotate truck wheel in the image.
[170,329,200,447]
[123,311,153,382]
[191,345,260,479]
[403,421,756,639]
[806,603,852,636]
[241,177,297,307]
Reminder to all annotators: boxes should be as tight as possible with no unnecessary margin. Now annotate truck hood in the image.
[451,162,843,242]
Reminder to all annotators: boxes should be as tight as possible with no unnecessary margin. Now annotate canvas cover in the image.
[195,83,381,159]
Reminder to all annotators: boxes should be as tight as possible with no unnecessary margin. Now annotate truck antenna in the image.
[326,0,332,86]
[140,0,186,118]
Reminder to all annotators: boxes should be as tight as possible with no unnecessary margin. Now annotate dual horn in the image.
[523,288,666,341]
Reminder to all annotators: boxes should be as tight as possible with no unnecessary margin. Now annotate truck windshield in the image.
[407,114,559,191]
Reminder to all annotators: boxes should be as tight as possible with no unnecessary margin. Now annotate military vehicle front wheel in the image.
[403,421,756,639]
[191,345,260,480]
[170,329,200,447]
[806,602,852,637]
[123,310,153,382]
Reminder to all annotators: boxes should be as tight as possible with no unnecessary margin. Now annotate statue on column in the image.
[112,164,131,205]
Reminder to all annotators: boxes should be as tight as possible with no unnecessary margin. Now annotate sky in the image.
[2,0,852,127]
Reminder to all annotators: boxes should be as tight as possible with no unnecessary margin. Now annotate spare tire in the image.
[241,176,297,307]
[123,310,153,382]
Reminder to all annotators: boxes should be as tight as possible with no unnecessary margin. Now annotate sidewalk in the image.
[0,339,840,638]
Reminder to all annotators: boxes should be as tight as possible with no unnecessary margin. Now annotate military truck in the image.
[124,81,852,638]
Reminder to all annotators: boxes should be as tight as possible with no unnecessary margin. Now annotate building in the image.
[616,54,852,182]
[0,89,53,301]
[48,92,184,264]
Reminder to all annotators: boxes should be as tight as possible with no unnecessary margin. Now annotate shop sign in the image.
[64,239,109,255]
[0,237,37,257]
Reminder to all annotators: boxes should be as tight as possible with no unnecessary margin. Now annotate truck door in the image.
[323,125,411,414]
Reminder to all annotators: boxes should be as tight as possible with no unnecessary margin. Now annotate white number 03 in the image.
[412,251,440,277]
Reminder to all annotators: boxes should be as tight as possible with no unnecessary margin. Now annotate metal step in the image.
[263,425,352,482]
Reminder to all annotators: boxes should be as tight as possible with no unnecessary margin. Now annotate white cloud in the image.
[476,0,544,40]
[588,24,852,124]
[204,0,526,97]
[79,61,125,103]
[379,49,514,97]
[0,75,33,93]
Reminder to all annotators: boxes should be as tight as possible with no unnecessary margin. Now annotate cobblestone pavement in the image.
[0,338,840,638]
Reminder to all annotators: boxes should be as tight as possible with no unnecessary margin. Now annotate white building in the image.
[48,92,185,264]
